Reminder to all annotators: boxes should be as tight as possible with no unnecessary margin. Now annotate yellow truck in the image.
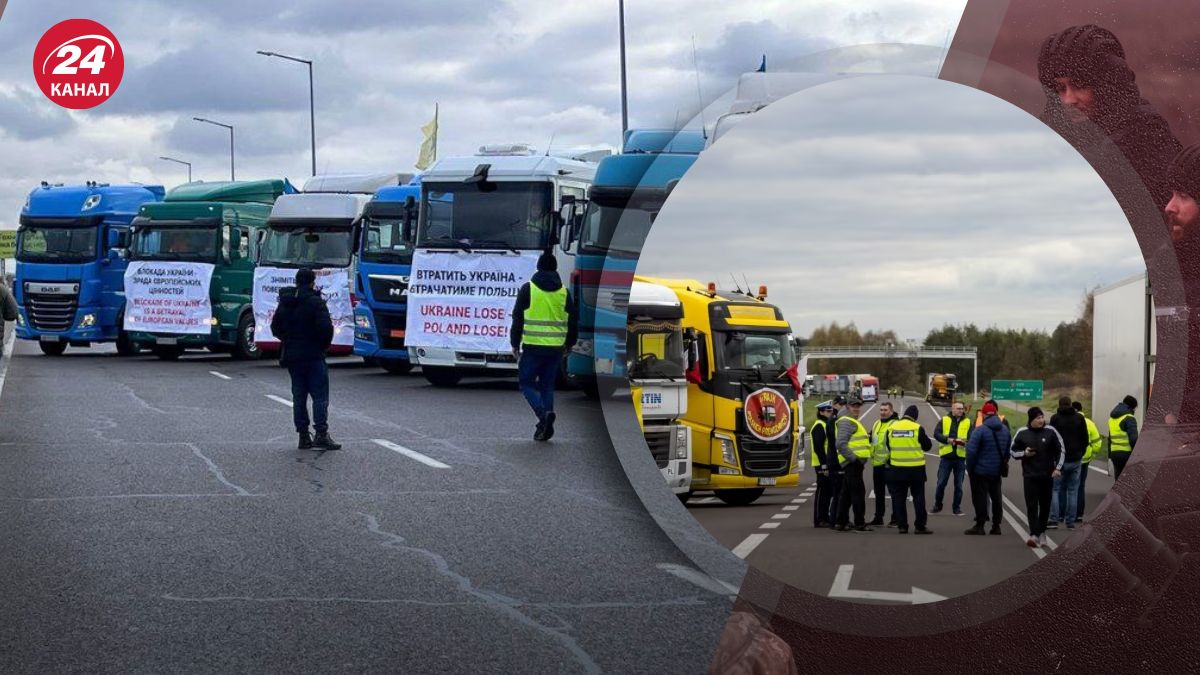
[627,279,692,501]
[642,278,803,505]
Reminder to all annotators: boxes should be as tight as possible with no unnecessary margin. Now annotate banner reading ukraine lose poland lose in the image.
[123,261,215,334]
[404,250,539,352]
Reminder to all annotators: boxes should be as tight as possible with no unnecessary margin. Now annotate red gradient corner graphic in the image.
[32,18,124,110]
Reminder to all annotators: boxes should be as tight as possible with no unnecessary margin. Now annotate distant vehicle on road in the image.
[926,372,958,405]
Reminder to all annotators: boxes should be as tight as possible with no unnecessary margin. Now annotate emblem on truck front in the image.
[744,387,791,441]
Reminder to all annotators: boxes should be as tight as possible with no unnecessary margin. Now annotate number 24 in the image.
[51,45,107,75]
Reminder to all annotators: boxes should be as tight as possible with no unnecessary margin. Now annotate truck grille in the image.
[596,287,629,312]
[374,311,407,350]
[644,428,671,469]
[26,292,78,332]
[739,437,792,477]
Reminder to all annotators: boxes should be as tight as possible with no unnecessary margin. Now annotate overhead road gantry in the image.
[795,344,980,400]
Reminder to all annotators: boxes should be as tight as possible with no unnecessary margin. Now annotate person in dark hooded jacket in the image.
[270,267,339,450]
[510,252,577,441]
[1037,25,1182,222]
[1108,395,1139,479]
[964,401,1012,535]
[1049,395,1089,529]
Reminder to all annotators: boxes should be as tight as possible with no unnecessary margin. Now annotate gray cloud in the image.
[0,86,76,140]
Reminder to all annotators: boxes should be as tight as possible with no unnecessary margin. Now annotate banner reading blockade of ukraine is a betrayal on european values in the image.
[405,250,538,352]
[123,261,215,335]
[252,266,354,346]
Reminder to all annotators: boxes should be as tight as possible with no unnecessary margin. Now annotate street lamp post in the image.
[158,156,192,182]
[618,0,629,136]
[257,50,316,176]
[192,117,235,181]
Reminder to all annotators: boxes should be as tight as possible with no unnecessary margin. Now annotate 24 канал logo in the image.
[33,19,124,109]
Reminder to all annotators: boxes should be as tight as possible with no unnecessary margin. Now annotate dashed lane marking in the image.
[771,513,791,520]
[730,533,769,559]
[371,439,451,469]
[209,371,232,380]
[759,522,780,529]
[782,505,800,511]
[266,394,293,408]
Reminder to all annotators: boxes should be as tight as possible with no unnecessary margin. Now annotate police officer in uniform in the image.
[884,405,933,534]
[810,402,836,528]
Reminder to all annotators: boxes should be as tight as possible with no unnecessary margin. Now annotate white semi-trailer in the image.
[1092,271,1155,429]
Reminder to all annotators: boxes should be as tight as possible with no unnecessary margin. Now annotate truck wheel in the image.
[153,345,184,360]
[715,488,765,506]
[38,341,68,356]
[232,314,262,361]
[380,359,413,375]
[115,329,141,356]
[423,366,461,387]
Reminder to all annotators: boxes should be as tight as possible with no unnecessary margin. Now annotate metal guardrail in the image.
[796,344,977,354]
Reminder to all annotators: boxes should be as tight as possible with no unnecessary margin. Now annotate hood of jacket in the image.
[531,270,563,293]
[982,414,1006,431]
[1110,402,1135,419]
[278,285,321,309]
[1057,405,1078,418]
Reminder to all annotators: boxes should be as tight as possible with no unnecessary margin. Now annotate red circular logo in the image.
[744,387,792,441]
[32,19,124,110]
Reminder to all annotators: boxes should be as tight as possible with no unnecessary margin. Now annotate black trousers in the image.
[836,462,866,527]
[287,359,330,434]
[1023,476,1054,536]
[812,473,832,526]
[888,476,927,529]
[871,464,891,522]
[969,473,1003,527]
[1111,452,1130,480]
[825,472,843,526]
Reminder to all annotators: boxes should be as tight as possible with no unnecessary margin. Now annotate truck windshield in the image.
[418,181,552,250]
[717,331,795,374]
[361,216,413,264]
[260,226,353,268]
[627,320,685,379]
[132,227,218,262]
[16,224,98,262]
[580,201,655,258]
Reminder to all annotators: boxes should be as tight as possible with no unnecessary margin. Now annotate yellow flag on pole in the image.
[415,104,438,171]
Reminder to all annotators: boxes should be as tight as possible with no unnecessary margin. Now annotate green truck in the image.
[123,180,292,360]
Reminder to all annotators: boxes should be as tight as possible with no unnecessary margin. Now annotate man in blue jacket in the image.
[964,401,1012,535]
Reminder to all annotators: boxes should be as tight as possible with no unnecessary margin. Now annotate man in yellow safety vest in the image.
[1107,395,1139,479]
[510,252,577,441]
[884,405,934,534]
[834,397,872,532]
[869,402,900,527]
[932,401,973,515]
[1074,401,1103,523]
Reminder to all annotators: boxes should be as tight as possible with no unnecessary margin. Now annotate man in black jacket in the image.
[810,402,835,528]
[1010,407,1065,547]
[1049,395,1089,529]
[270,268,339,450]
[510,252,577,441]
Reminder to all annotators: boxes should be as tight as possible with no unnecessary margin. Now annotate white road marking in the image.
[1089,464,1110,475]
[759,522,780,529]
[1001,495,1057,552]
[266,394,293,408]
[371,439,451,469]
[797,498,808,503]
[693,497,718,504]
[827,564,947,604]
[771,513,791,520]
[730,533,769,559]
[656,563,739,596]
[782,505,799,511]
[791,498,806,504]
[1001,508,1047,560]
[209,371,232,380]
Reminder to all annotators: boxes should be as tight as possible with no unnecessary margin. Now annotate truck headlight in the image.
[16,313,25,326]
[716,435,736,466]
[208,317,219,326]
[78,313,96,328]
[355,314,372,329]
[674,426,688,459]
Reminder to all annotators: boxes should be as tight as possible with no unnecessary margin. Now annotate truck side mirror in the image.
[403,195,417,243]
[106,228,122,249]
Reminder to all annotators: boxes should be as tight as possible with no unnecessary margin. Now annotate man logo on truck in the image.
[745,387,791,441]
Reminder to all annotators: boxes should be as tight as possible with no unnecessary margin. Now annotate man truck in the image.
[124,179,293,359]
[405,143,600,387]
[14,181,164,355]
[567,129,706,392]
[353,178,422,374]
[645,277,803,506]
[627,278,692,501]
[254,173,408,356]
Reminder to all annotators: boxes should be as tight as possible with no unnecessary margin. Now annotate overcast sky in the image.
[638,75,1143,340]
[0,0,967,232]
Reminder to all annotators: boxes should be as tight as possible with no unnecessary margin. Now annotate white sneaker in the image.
[1038,534,1048,547]
[1026,536,1038,548]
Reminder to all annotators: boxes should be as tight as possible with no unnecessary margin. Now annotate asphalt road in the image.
[0,340,736,674]
[688,396,1116,604]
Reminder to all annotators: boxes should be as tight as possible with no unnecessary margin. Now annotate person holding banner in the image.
[510,252,577,441]
[271,267,340,451]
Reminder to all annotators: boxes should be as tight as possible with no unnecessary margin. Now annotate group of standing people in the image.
[809,392,1140,548]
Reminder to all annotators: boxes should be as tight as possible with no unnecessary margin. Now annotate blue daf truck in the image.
[14,181,165,355]
[352,179,421,374]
